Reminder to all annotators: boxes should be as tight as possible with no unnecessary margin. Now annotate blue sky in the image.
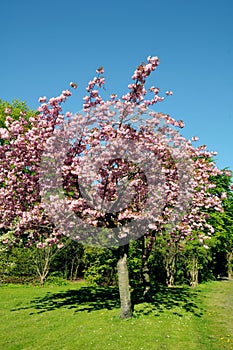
[1,0,233,171]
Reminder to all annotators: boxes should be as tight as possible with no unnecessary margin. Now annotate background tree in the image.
[51,238,84,281]
[207,170,233,278]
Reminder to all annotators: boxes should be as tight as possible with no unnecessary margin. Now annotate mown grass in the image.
[0,280,232,349]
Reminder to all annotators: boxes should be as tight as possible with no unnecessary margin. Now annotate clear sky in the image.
[1,0,233,171]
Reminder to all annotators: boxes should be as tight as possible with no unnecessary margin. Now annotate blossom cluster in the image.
[0,55,225,249]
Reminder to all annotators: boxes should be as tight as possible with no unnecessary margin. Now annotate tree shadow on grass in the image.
[132,284,204,317]
[11,283,204,317]
[14,286,121,314]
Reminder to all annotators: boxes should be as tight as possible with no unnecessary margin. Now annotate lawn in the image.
[0,280,232,349]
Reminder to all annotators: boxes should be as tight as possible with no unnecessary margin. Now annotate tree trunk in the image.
[117,245,132,319]
[142,259,153,301]
[141,236,153,301]
[39,273,48,286]
[34,248,50,287]
[70,257,75,281]
[165,254,176,287]
[73,264,79,281]
[227,250,233,279]
[33,244,62,286]
[189,255,198,287]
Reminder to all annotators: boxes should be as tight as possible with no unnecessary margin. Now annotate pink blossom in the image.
[96,66,104,74]
[149,86,159,94]
[66,111,72,118]
[70,82,77,89]
[36,242,45,249]
[224,170,232,177]
[38,96,47,103]
[0,54,225,253]
[0,128,10,139]
[174,120,185,128]
[4,107,11,114]
[62,90,72,97]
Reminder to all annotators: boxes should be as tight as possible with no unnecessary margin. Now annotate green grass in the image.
[0,280,233,349]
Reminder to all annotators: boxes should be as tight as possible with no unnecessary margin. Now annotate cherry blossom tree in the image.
[0,56,223,318]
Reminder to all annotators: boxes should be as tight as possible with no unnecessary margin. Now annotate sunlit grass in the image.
[0,280,232,349]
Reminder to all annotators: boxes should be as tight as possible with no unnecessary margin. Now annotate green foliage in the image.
[147,234,175,285]
[207,170,233,277]
[180,238,214,284]
[83,246,118,286]
[0,98,37,128]
[44,272,71,286]
[0,237,84,285]
[127,240,143,283]
[0,244,37,284]
[51,239,84,280]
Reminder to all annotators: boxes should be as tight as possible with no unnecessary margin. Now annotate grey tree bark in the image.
[117,245,132,319]
[165,254,176,287]
[227,250,233,279]
[141,236,153,301]
[189,255,198,288]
